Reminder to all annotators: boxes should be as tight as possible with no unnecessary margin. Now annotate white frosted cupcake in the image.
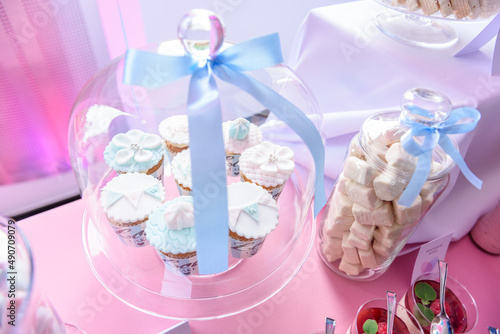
[239,141,295,200]
[146,196,198,276]
[103,129,165,180]
[222,117,263,176]
[171,149,192,196]
[100,173,165,247]
[227,182,279,258]
[158,115,189,160]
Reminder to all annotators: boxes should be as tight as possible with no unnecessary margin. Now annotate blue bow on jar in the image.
[122,16,325,274]
[398,105,482,207]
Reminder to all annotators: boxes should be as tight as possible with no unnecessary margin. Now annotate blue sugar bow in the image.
[123,33,326,274]
[398,105,482,207]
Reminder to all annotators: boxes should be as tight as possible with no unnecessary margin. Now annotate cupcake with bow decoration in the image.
[104,129,165,181]
[146,196,198,276]
[239,141,295,200]
[227,182,279,258]
[222,117,263,176]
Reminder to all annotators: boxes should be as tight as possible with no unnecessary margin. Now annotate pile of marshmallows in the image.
[322,127,446,276]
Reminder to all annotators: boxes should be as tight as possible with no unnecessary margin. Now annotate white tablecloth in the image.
[288,0,500,243]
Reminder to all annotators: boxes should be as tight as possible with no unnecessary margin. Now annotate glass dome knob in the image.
[178,9,225,59]
[401,88,452,125]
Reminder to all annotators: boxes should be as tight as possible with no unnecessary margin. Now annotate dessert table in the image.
[17,199,500,333]
[15,1,500,333]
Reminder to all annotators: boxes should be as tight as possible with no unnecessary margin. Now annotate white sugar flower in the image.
[112,129,161,164]
[248,142,294,173]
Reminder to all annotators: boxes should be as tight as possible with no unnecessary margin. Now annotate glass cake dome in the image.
[68,9,325,319]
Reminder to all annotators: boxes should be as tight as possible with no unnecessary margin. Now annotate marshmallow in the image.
[373,239,393,258]
[322,237,343,262]
[345,180,383,210]
[352,202,394,226]
[358,247,378,269]
[374,226,403,249]
[350,221,376,241]
[374,223,405,240]
[324,214,354,238]
[347,138,365,159]
[386,142,417,173]
[343,156,378,186]
[420,180,440,198]
[342,231,360,264]
[336,174,350,195]
[339,256,364,276]
[373,172,408,201]
[421,193,434,215]
[393,194,422,226]
[347,231,372,251]
[332,189,354,217]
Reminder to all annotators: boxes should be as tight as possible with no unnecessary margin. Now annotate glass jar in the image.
[317,88,464,281]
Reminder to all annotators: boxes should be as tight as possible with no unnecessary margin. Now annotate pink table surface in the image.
[18,199,500,334]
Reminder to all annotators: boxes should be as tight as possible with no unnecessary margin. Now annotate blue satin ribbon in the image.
[123,33,326,274]
[398,105,482,207]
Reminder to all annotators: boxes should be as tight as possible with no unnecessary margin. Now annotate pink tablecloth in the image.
[18,199,500,333]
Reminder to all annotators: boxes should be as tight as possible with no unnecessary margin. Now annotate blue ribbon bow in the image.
[123,33,326,274]
[398,105,482,207]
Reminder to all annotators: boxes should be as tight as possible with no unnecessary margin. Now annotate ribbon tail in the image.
[187,66,229,274]
[213,65,326,217]
[398,152,433,207]
[439,136,483,190]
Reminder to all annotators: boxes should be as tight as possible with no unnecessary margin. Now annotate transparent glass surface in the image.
[317,88,459,281]
[69,39,324,319]
[348,298,424,334]
[402,272,478,334]
[373,0,494,47]
[0,217,86,334]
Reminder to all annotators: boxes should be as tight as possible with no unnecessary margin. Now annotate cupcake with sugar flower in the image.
[145,196,198,276]
[159,115,190,160]
[100,173,165,247]
[239,141,295,200]
[104,129,165,181]
[222,117,263,176]
[227,182,279,258]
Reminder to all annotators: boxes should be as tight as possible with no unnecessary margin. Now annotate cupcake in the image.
[239,141,295,200]
[171,148,228,196]
[227,182,279,258]
[222,117,263,176]
[145,196,198,276]
[158,115,189,160]
[103,129,165,181]
[100,173,165,247]
[171,149,193,196]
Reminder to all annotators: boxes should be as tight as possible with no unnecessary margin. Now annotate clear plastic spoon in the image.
[325,317,336,334]
[387,291,397,334]
[430,260,454,334]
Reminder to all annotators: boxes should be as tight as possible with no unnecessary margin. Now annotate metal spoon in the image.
[430,260,454,334]
[387,291,397,334]
[325,317,336,334]
[488,327,499,334]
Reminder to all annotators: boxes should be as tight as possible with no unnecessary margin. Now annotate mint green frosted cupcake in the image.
[104,129,165,180]
[145,196,198,276]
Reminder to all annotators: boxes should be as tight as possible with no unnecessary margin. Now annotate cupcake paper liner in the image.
[157,251,199,276]
[229,236,266,258]
[226,154,241,177]
[109,221,149,247]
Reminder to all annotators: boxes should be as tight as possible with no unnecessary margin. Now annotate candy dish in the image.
[372,0,495,47]
[401,272,478,333]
